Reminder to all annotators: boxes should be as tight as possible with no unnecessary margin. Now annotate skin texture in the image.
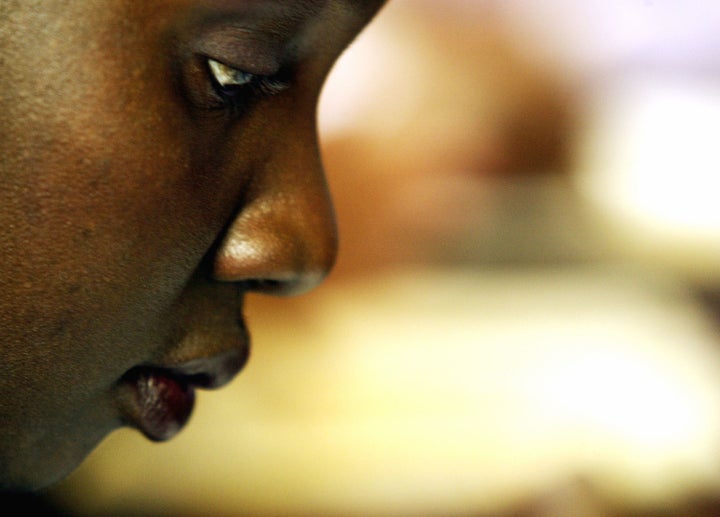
[0,0,385,491]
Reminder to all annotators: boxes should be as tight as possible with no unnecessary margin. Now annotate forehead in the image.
[1,0,385,65]
[191,0,384,13]
[194,0,325,13]
[1,0,383,28]
[182,0,326,26]
[181,0,386,33]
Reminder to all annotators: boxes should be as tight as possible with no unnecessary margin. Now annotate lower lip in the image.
[119,369,196,441]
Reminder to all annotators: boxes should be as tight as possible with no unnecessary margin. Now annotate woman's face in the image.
[0,0,384,490]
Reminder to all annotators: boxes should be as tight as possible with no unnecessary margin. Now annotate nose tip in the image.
[212,193,337,297]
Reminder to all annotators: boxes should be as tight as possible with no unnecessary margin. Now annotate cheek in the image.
[2,98,222,360]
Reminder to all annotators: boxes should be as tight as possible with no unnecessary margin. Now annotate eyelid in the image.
[192,26,283,76]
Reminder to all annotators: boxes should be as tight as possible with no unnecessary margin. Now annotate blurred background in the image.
[46,1,720,515]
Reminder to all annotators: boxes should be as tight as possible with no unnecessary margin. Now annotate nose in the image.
[212,140,338,297]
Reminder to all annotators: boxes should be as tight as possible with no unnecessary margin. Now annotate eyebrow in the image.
[197,0,327,22]
[187,0,328,42]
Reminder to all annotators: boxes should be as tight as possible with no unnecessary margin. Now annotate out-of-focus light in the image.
[537,333,710,452]
[574,77,720,281]
[53,268,720,515]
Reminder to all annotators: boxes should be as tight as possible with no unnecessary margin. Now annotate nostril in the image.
[246,278,285,294]
[244,270,328,297]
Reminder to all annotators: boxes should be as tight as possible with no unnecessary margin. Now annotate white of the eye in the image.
[208,58,254,87]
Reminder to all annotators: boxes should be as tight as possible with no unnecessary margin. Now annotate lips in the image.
[117,346,249,442]
[118,368,195,441]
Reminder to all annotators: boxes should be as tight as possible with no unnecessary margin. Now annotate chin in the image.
[1,415,118,492]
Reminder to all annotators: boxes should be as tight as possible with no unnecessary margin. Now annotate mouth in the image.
[116,346,249,442]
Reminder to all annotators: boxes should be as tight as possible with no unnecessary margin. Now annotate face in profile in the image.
[0,0,385,490]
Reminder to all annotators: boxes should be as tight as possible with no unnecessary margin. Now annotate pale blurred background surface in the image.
[47,1,720,515]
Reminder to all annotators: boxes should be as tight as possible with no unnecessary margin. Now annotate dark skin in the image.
[0,0,386,491]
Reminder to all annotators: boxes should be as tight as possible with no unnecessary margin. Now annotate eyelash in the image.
[206,58,288,111]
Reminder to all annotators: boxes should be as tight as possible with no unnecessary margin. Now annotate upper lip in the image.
[161,346,250,390]
[155,307,252,390]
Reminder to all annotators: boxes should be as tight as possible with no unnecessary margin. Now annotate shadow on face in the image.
[0,0,386,491]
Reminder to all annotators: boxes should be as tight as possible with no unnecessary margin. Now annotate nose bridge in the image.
[212,134,338,296]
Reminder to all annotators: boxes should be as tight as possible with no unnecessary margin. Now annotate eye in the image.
[206,58,288,109]
[208,58,254,88]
